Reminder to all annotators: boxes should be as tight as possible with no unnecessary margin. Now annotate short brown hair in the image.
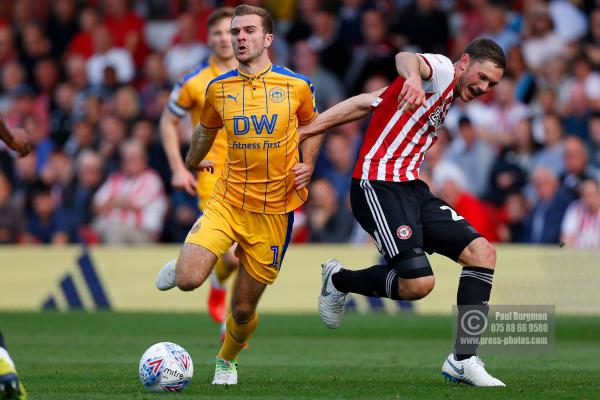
[207,7,234,29]
[233,4,274,34]
[464,38,506,70]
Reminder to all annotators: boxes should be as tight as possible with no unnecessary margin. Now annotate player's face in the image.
[457,55,503,102]
[230,14,273,64]
[208,17,234,60]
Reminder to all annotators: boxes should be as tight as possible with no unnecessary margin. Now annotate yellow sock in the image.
[218,313,259,361]
[214,258,235,287]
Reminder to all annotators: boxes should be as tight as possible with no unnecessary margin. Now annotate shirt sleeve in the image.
[418,53,454,90]
[297,79,318,125]
[200,83,223,129]
[167,79,194,118]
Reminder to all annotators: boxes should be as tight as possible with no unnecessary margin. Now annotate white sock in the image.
[0,347,15,368]
[210,270,224,289]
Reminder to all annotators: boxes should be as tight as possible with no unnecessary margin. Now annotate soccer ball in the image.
[138,342,193,392]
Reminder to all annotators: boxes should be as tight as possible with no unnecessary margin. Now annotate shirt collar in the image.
[238,63,272,80]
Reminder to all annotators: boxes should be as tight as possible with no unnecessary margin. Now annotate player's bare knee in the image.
[231,303,255,323]
[460,238,496,268]
[399,276,435,300]
[175,273,198,291]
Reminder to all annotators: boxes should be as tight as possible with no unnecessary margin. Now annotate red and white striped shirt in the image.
[353,53,455,182]
[93,169,167,235]
[561,201,600,249]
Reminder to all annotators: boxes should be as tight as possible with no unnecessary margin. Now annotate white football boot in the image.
[212,357,237,385]
[155,259,177,291]
[318,259,348,329]
[441,353,505,386]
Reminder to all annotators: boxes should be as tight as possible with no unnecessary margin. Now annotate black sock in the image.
[332,265,402,299]
[0,329,5,349]
[454,266,494,361]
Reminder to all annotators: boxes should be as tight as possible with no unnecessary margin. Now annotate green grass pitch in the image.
[1,312,599,399]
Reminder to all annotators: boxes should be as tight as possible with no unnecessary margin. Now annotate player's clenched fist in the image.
[398,73,426,112]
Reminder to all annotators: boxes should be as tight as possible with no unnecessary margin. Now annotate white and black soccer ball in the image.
[139,342,193,392]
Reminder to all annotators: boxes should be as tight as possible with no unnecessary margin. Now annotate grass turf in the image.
[1,312,599,399]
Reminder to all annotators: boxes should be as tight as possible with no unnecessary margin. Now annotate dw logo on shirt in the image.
[234,114,279,135]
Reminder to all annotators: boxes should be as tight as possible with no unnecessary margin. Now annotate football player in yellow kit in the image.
[156,4,323,385]
[158,8,238,337]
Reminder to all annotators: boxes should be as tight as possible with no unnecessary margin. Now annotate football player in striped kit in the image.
[300,38,506,387]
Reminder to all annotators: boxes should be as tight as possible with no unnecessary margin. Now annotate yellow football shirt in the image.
[200,63,317,214]
[167,56,229,208]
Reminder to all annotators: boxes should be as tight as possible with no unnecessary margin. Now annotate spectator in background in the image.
[432,161,500,242]
[178,0,215,44]
[344,9,396,95]
[319,130,356,203]
[63,150,104,242]
[45,0,79,59]
[444,116,495,197]
[520,167,572,244]
[481,77,529,147]
[64,119,96,158]
[140,53,169,121]
[391,0,449,54]
[338,0,371,46]
[561,82,593,140]
[164,13,210,83]
[584,8,600,68]
[98,115,127,174]
[501,192,529,243]
[23,180,69,245]
[112,86,141,128]
[102,0,148,66]
[131,118,170,189]
[306,7,351,80]
[506,46,536,104]
[19,23,52,85]
[0,171,23,243]
[521,3,566,72]
[0,62,25,112]
[531,113,565,176]
[561,179,600,249]
[482,2,519,55]
[588,112,600,170]
[68,7,100,59]
[92,139,167,244]
[561,136,597,198]
[306,178,354,243]
[547,0,588,44]
[291,41,344,112]
[49,82,75,147]
[566,53,600,112]
[286,0,320,43]
[86,26,134,86]
[0,23,16,65]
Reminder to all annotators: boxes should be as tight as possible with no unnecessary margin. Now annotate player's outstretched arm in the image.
[299,87,386,142]
[185,124,217,173]
[394,52,431,111]
[160,108,198,195]
[0,115,30,157]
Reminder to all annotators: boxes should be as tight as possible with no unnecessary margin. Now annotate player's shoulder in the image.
[271,65,313,89]
[205,69,240,93]
[177,60,211,88]
[419,53,453,69]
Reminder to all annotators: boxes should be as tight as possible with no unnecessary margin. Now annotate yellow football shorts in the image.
[196,171,220,211]
[185,199,294,285]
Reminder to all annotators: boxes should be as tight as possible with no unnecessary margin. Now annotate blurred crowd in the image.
[0,0,599,249]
